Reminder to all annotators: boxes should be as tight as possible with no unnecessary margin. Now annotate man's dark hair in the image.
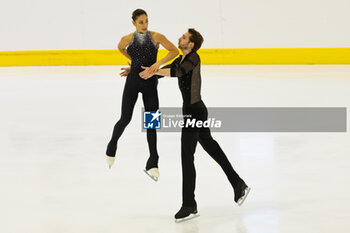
[188,28,204,52]
[132,9,148,21]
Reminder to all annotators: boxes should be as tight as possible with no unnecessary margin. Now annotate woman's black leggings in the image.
[106,77,159,170]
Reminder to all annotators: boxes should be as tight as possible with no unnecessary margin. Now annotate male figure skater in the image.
[140,28,250,222]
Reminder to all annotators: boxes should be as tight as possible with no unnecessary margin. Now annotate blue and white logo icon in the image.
[143,110,161,129]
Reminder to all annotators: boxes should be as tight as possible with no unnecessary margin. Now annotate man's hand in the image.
[120,62,131,77]
[139,66,155,79]
[148,62,160,75]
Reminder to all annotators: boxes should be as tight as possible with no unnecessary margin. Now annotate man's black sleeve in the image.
[156,64,172,79]
[170,53,199,78]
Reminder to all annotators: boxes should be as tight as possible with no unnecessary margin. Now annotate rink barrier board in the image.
[0,48,349,66]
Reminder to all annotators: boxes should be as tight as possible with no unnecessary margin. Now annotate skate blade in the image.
[143,169,158,182]
[175,213,200,223]
[106,155,115,169]
[237,187,251,206]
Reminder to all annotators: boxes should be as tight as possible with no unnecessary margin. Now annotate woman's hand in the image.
[140,62,159,79]
[139,66,154,80]
[148,62,160,76]
[120,62,131,77]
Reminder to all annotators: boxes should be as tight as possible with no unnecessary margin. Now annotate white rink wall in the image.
[1,0,350,51]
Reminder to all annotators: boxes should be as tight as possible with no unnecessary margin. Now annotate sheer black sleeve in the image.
[156,64,172,79]
[170,53,200,78]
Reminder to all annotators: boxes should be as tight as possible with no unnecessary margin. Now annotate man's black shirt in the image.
[169,50,202,105]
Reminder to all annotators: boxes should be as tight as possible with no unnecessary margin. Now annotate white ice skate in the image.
[144,168,159,182]
[106,155,115,169]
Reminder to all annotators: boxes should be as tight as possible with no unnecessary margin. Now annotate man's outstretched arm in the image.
[155,68,171,77]
[140,66,171,79]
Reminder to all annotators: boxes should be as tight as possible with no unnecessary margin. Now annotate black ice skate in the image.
[174,206,199,223]
[234,182,251,206]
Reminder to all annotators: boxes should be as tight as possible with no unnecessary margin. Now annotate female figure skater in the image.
[106,9,179,181]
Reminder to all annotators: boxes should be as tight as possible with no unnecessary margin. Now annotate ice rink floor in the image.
[1,65,350,233]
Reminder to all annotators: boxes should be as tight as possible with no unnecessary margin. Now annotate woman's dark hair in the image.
[188,28,204,52]
[132,9,148,21]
